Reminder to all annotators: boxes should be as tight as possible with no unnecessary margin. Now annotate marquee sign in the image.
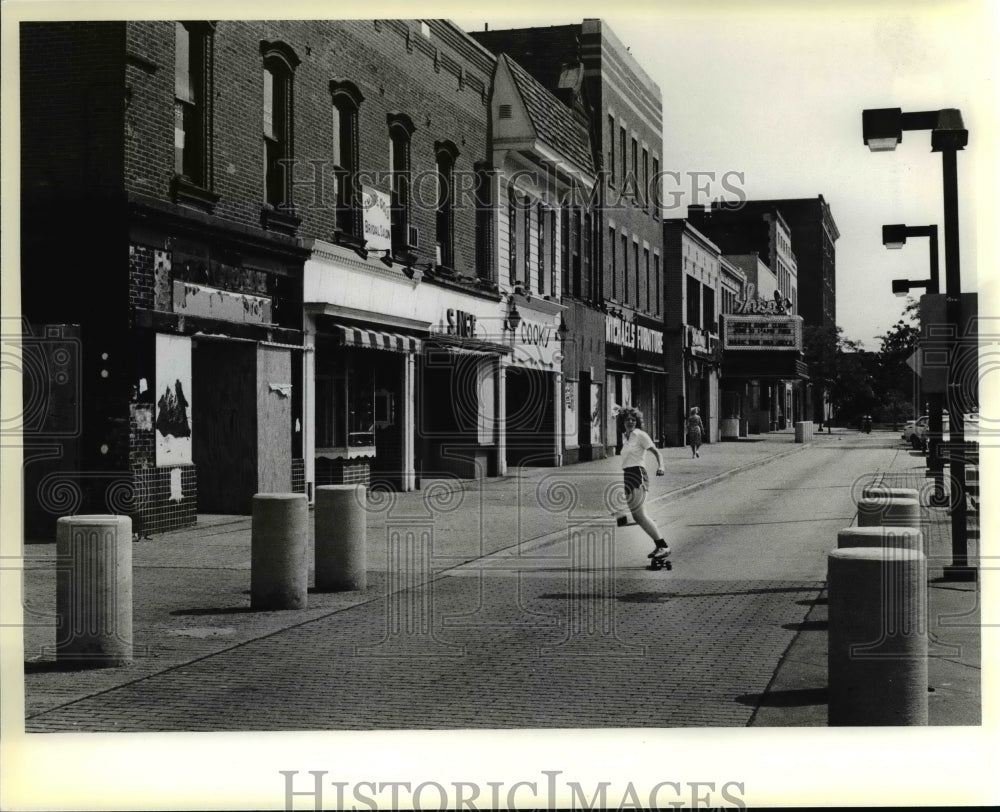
[723,314,803,351]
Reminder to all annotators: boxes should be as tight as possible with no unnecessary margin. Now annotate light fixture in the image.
[862,104,971,581]
[891,278,930,297]
[379,253,394,268]
[881,224,907,249]
[862,108,966,153]
[507,302,522,331]
[557,315,568,340]
[881,223,939,294]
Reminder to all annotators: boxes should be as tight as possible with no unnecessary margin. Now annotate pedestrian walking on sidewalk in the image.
[686,406,704,458]
[614,406,671,561]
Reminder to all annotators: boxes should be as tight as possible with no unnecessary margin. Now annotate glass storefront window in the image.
[316,350,375,450]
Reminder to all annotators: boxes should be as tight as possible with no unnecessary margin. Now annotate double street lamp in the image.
[863,106,976,582]
[883,224,939,295]
[882,223,944,499]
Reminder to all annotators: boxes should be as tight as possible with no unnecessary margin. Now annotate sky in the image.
[456,1,997,347]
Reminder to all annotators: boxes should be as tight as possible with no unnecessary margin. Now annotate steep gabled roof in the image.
[500,54,594,175]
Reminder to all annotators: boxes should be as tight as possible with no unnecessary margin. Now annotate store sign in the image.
[636,324,663,354]
[445,308,478,338]
[605,313,635,348]
[512,316,560,368]
[361,185,391,252]
[723,315,803,351]
[733,282,793,316]
[607,313,663,358]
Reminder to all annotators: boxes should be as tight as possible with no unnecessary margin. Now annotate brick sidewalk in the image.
[750,445,982,726]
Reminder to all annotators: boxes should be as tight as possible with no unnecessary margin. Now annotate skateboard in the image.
[647,553,673,571]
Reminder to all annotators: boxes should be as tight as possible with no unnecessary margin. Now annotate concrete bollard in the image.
[315,485,367,591]
[828,547,928,725]
[251,493,309,610]
[56,514,133,666]
[857,496,921,530]
[838,526,923,554]
[861,486,919,502]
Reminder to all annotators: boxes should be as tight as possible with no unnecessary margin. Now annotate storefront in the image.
[560,303,606,464]
[718,312,809,433]
[679,324,720,444]
[604,310,666,452]
[304,237,510,493]
[504,297,564,468]
[422,306,510,480]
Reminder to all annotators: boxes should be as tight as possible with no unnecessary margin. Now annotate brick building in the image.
[686,197,838,424]
[471,19,666,453]
[662,219,722,445]
[19,19,610,536]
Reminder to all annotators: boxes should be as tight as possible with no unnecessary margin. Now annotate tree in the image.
[803,324,875,425]
[874,298,921,424]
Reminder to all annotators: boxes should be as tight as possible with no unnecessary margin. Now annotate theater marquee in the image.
[722,315,803,351]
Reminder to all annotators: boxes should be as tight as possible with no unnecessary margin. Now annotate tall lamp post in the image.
[863,107,975,582]
[882,224,944,500]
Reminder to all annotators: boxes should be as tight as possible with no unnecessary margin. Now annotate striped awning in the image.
[333,324,421,354]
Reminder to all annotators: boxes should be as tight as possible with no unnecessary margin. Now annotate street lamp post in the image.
[883,224,945,499]
[863,106,975,582]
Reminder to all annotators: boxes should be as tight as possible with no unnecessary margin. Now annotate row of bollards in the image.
[54,485,366,667]
[251,486,367,609]
[827,485,929,725]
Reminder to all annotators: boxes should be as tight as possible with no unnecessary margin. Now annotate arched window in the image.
[261,41,299,210]
[173,21,217,208]
[330,80,364,242]
[435,140,459,269]
[388,113,415,257]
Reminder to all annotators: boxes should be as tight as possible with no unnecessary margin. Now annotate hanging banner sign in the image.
[361,185,392,253]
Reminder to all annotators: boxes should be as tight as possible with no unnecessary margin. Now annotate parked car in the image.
[915,412,979,453]
[901,417,926,449]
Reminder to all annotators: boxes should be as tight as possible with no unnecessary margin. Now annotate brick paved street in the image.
[17,428,984,735]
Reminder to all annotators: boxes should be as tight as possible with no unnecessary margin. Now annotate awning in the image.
[333,324,421,354]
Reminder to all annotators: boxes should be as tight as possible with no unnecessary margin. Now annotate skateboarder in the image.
[616,406,670,561]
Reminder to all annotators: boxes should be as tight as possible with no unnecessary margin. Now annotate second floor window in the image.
[388,114,415,257]
[537,202,546,296]
[330,81,364,240]
[621,233,629,304]
[174,22,213,188]
[703,285,716,331]
[435,141,458,268]
[609,226,617,300]
[654,253,661,315]
[644,248,650,313]
[261,42,299,209]
[686,276,701,327]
